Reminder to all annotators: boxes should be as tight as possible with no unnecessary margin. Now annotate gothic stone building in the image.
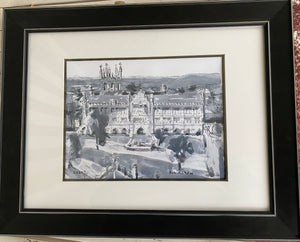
[71,63,207,135]
[88,90,204,136]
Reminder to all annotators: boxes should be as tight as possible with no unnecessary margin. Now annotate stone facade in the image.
[87,90,205,136]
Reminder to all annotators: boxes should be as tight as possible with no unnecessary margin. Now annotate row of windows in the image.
[89,102,128,107]
[154,102,203,106]
[154,109,202,115]
[154,120,202,125]
[111,118,129,122]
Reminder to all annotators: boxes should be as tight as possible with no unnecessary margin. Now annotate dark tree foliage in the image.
[168,135,194,170]
[188,85,197,91]
[126,82,141,95]
[74,89,83,101]
[65,103,76,130]
[178,87,185,94]
[195,129,202,136]
[91,109,109,146]
[137,127,144,135]
[154,129,166,145]
[67,132,82,160]
[213,123,223,136]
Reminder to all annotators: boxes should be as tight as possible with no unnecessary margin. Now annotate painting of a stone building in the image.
[64,56,226,180]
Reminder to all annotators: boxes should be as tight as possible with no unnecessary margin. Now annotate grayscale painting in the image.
[64,56,226,180]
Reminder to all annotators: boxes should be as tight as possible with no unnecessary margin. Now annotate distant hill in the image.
[67,73,222,91]
[136,73,221,89]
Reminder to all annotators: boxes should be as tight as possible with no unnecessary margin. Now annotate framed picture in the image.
[1,0,299,239]
[64,55,226,181]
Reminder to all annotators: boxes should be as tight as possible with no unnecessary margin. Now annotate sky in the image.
[66,56,222,79]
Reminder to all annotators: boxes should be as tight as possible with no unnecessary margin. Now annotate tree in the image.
[168,135,194,170]
[154,129,166,145]
[126,82,141,95]
[91,109,109,147]
[73,89,83,101]
[65,103,76,130]
[178,87,185,94]
[66,132,81,160]
[137,127,144,135]
[188,85,197,91]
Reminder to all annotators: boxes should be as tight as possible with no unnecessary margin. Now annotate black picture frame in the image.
[0,0,299,239]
